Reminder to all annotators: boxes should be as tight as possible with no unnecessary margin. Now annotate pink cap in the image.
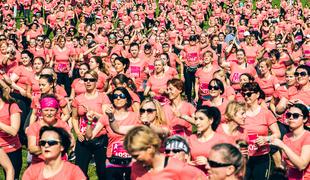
[40,97,59,109]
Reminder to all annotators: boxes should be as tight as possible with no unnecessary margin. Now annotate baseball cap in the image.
[164,135,190,154]
[244,31,250,37]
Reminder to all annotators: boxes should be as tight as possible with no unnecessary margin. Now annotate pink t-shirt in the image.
[22,161,86,180]
[0,103,22,153]
[283,131,310,180]
[71,78,86,97]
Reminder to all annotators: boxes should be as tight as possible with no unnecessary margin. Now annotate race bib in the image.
[248,134,258,156]
[154,95,170,106]
[247,57,256,65]
[79,116,97,133]
[187,52,199,62]
[130,66,140,78]
[148,65,155,71]
[200,83,209,94]
[112,142,131,158]
[55,63,69,73]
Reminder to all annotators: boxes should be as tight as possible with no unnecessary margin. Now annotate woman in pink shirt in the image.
[0,87,22,179]
[23,126,86,180]
[88,56,110,92]
[271,104,310,180]
[70,63,89,99]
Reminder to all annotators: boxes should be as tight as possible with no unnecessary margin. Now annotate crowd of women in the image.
[0,0,309,179]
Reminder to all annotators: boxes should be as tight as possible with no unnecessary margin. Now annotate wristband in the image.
[87,121,92,126]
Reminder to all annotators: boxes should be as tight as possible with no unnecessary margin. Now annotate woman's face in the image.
[295,68,309,86]
[79,65,89,77]
[211,37,219,46]
[269,33,276,41]
[33,58,44,73]
[140,102,157,124]
[204,53,213,64]
[21,53,31,66]
[206,150,232,180]
[167,84,181,100]
[239,75,250,87]
[130,46,139,58]
[42,107,58,124]
[58,38,66,48]
[195,111,212,134]
[40,131,63,160]
[208,81,221,97]
[39,78,53,94]
[286,107,306,130]
[112,90,127,108]
[234,108,246,126]
[114,60,125,73]
[83,73,97,91]
[0,43,7,54]
[88,58,98,70]
[236,51,245,64]
[242,90,259,105]
[44,39,51,48]
[258,62,269,75]
[285,71,296,86]
[154,60,164,74]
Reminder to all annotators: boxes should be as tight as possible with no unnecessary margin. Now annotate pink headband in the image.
[40,97,59,109]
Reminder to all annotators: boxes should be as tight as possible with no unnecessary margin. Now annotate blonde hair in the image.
[213,69,230,85]
[225,101,245,122]
[140,98,167,126]
[84,70,98,80]
[124,126,161,154]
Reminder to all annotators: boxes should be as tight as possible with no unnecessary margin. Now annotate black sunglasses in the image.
[112,93,126,99]
[140,108,156,114]
[294,71,307,77]
[165,149,183,154]
[39,140,60,147]
[208,160,233,168]
[208,85,220,90]
[241,91,256,97]
[286,112,303,120]
[83,78,97,82]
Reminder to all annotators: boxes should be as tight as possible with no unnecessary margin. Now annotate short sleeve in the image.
[98,114,109,127]
[266,110,277,126]
[71,98,79,108]
[10,103,21,114]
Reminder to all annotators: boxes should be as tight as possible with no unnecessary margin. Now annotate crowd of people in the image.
[0,0,309,179]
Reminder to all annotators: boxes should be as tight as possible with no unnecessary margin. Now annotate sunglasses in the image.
[208,160,233,168]
[37,38,43,41]
[83,78,97,82]
[39,140,60,147]
[294,71,307,77]
[241,91,256,97]
[140,108,156,114]
[208,85,220,90]
[286,112,303,120]
[165,149,183,154]
[112,93,126,99]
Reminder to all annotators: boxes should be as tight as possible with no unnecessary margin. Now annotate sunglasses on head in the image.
[286,112,303,120]
[140,108,156,114]
[208,85,220,90]
[294,71,307,77]
[83,78,97,82]
[39,139,60,147]
[112,93,126,99]
[165,149,183,154]
[208,160,233,168]
[241,91,256,97]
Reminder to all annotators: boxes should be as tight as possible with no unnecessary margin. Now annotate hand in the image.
[86,110,95,121]
[77,132,85,142]
[195,156,208,166]
[270,138,285,149]
[149,91,156,97]
[255,136,267,146]
[158,88,166,94]
[105,105,115,118]
[68,70,73,78]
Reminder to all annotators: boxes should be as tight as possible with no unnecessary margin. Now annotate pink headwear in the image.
[40,97,59,109]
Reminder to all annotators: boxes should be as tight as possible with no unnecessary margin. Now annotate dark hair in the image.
[111,87,132,109]
[90,56,109,75]
[33,56,45,65]
[296,65,310,76]
[240,73,255,82]
[39,126,71,156]
[79,63,90,70]
[241,82,265,100]
[114,56,130,72]
[0,86,16,104]
[290,103,309,121]
[269,168,288,180]
[129,42,139,51]
[167,78,184,92]
[209,78,225,95]
[21,50,34,64]
[86,33,95,39]
[236,49,246,56]
[39,74,55,93]
[197,106,221,131]
[211,143,245,177]
[112,74,137,92]
[269,49,280,60]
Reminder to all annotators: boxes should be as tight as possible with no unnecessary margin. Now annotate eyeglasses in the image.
[294,71,307,77]
[39,139,60,147]
[37,38,43,41]
[83,78,97,82]
[165,149,183,154]
[241,91,255,97]
[286,112,303,120]
[208,160,233,168]
[208,85,220,90]
[112,93,126,99]
[140,108,156,114]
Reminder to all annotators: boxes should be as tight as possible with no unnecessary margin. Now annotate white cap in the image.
[244,31,250,36]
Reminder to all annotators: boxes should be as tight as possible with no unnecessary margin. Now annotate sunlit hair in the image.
[84,70,98,80]
[258,58,272,71]
[225,101,246,122]
[213,69,230,85]
[211,143,246,178]
[140,98,167,126]
[124,126,161,154]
